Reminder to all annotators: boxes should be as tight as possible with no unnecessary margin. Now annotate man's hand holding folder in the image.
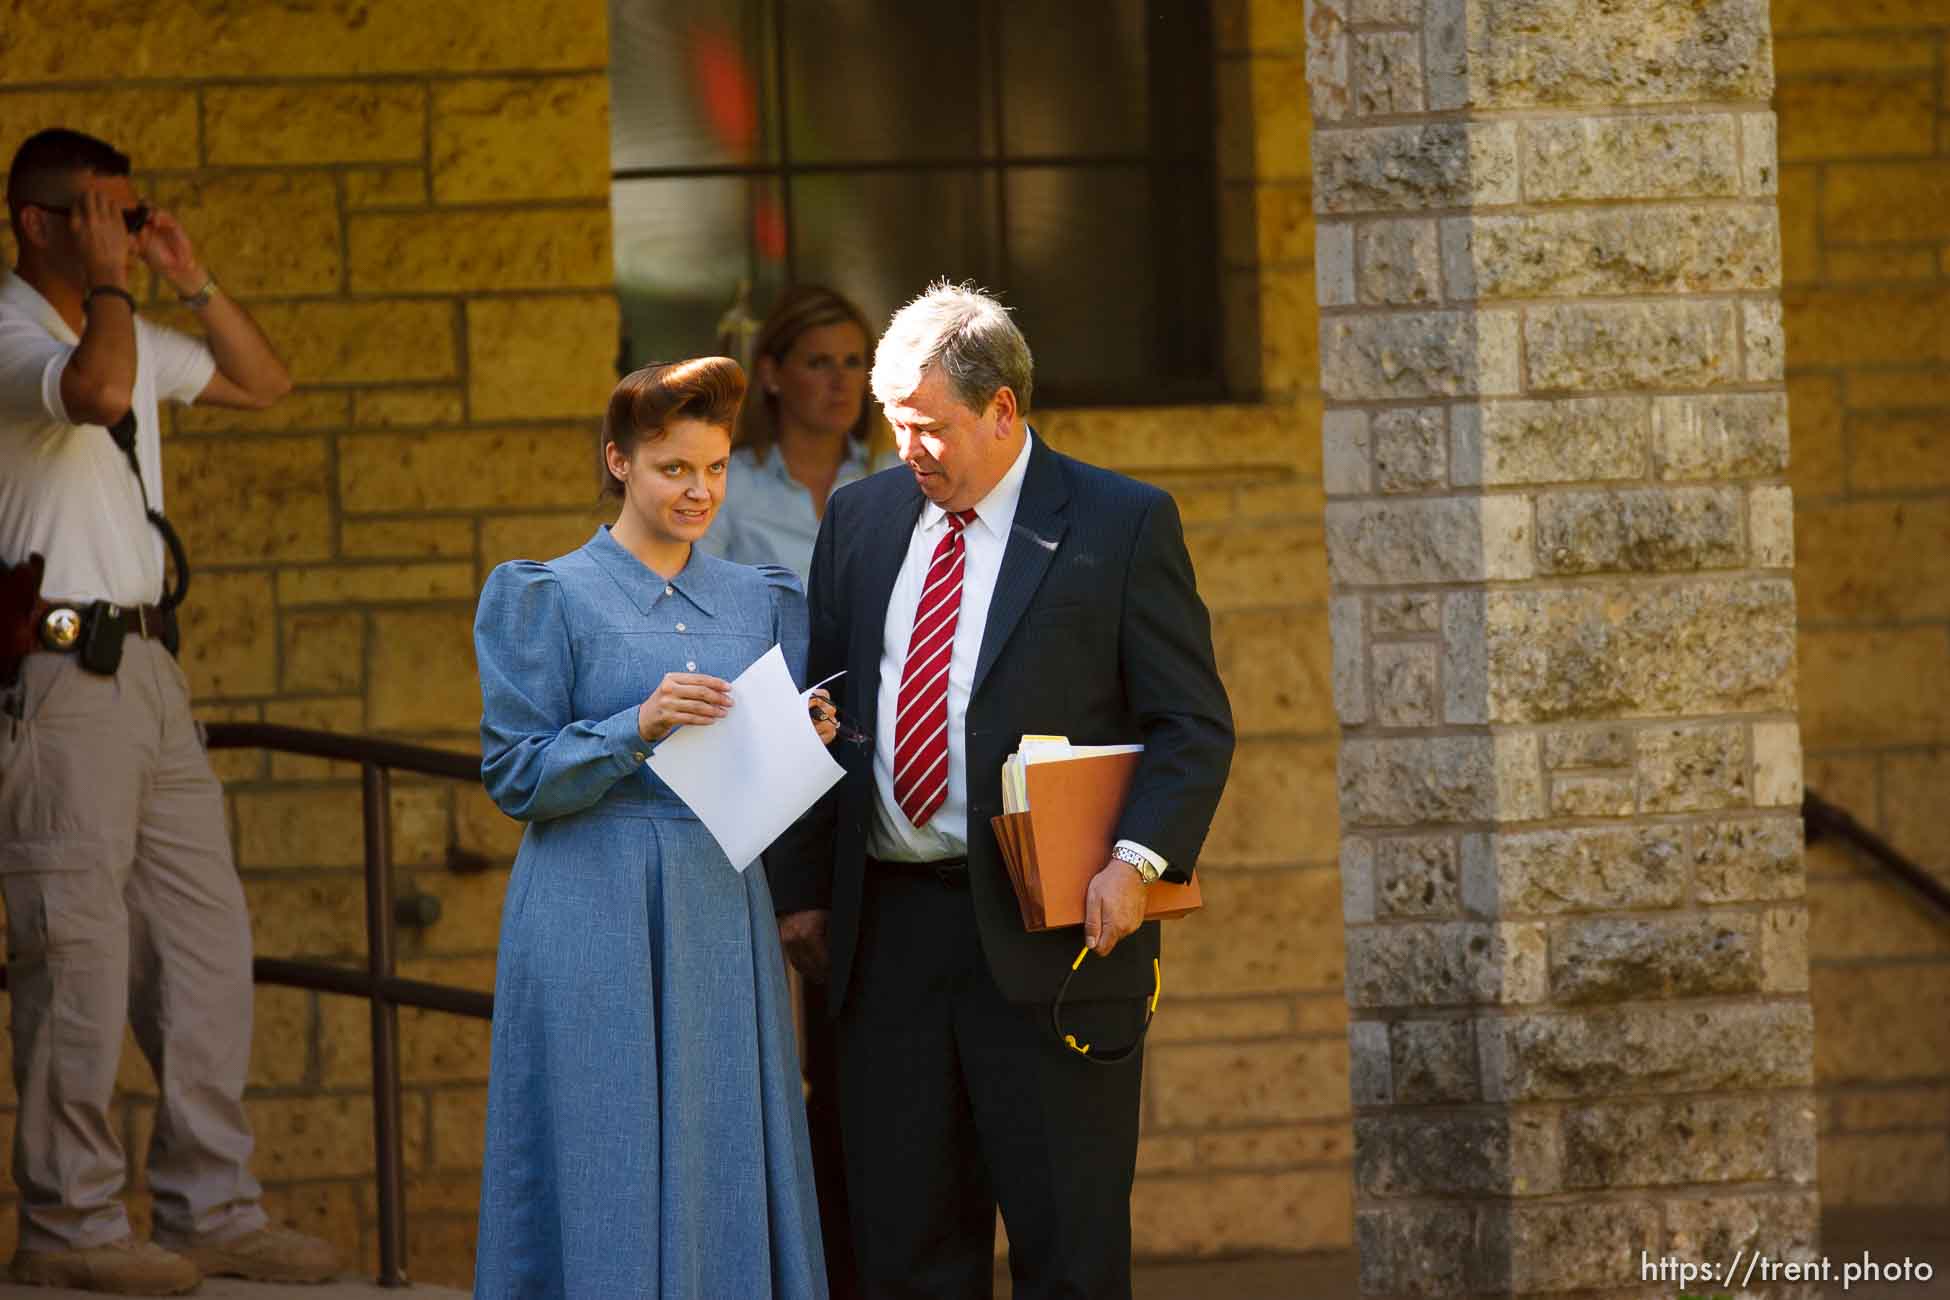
[1083,855,1150,956]
[990,737,1203,953]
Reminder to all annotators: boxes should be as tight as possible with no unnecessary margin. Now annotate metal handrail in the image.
[0,722,489,1285]
[196,723,493,1288]
[1803,787,1950,918]
[206,722,480,781]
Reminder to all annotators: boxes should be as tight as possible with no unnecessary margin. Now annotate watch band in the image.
[1112,843,1161,884]
[177,274,217,309]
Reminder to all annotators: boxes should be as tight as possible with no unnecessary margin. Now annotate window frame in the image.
[609,0,1226,408]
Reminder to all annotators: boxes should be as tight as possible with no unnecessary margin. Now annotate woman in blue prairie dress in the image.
[471,357,831,1299]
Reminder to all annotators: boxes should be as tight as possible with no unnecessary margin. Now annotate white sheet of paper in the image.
[648,644,846,871]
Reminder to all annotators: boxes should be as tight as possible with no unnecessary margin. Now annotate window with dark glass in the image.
[608,0,1223,407]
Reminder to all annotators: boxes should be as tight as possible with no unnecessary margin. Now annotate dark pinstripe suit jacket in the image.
[768,433,1235,1007]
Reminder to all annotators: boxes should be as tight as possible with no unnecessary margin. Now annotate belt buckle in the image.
[133,605,149,638]
[39,605,82,651]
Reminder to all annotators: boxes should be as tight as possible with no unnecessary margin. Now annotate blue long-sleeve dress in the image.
[471,526,827,1299]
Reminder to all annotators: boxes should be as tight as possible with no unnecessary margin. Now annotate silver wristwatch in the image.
[178,274,218,310]
[1112,844,1161,885]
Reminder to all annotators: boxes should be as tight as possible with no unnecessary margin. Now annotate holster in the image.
[1,553,46,689]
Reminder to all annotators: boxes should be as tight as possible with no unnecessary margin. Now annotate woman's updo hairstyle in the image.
[599,355,747,499]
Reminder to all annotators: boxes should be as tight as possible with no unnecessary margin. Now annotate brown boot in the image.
[9,1234,201,1295]
[165,1224,338,1285]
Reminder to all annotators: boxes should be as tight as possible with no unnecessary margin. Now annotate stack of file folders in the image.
[989,736,1203,932]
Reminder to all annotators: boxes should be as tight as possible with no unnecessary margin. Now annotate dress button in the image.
[664,586,674,596]
[633,751,646,762]
[686,661,697,671]
[675,622,687,632]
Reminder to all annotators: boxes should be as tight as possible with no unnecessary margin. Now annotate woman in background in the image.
[472,357,830,1299]
[701,285,886,585]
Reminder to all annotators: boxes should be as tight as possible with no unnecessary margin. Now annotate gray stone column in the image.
[1305,2,1819,1295]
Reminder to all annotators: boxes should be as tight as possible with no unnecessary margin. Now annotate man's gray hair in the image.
[870,280,1034,415]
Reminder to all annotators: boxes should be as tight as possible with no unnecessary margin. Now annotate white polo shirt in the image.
[0,271,215,606]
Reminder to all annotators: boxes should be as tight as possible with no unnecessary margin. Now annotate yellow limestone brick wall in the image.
[0,0,617,1282]
[1773,0,1950,1214]
[0,0,1354,1286]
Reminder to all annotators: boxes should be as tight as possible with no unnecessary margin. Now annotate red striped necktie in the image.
[892,508,979,829]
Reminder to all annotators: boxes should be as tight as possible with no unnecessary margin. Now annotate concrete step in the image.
[6,1280,467,1300]
[12,1208,1942,1299]
[988,1208,1950,1300]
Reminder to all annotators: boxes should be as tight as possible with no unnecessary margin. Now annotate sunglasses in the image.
[28,201,151,235]
[808,698,872,748]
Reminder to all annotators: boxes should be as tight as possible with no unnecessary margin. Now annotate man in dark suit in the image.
[771,282,1234,1300]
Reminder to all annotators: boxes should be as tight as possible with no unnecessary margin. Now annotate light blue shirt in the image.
[699,440,892,585]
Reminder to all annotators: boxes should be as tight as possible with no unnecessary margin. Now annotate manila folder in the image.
[1013,750,1202,931]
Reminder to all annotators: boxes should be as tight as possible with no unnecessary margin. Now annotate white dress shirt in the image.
[0,271,215,605]
[866,432,1167,878]
[867,434,1033,862]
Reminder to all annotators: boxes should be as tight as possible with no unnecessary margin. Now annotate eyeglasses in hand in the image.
[808,699,871,748]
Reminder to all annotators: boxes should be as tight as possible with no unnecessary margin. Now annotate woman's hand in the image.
[808,688,838,746]
[636,672,732,743]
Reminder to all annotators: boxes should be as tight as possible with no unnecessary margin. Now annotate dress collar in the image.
[584,524,730,618]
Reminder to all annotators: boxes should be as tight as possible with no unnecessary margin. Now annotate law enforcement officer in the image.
[0,127,338,1294]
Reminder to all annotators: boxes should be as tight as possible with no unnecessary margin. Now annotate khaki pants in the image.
[0,638,263,1251]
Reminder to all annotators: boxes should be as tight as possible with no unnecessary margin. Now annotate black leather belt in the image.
[867,855,969,886]
[36,598,169,650]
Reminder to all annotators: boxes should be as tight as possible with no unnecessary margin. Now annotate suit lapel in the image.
[973,437,1069,697]
[852,485,927,729]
